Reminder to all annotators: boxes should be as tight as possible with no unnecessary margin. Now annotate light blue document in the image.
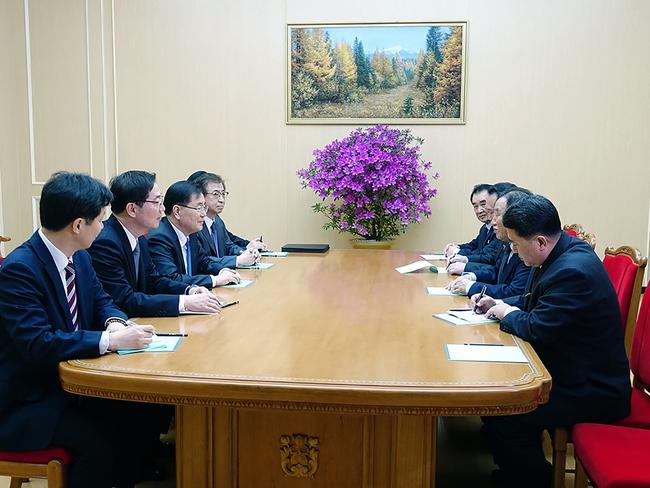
[238,262,274,270]
[117,336,182,355]
[260,251,289,257]
[224,279,254,288]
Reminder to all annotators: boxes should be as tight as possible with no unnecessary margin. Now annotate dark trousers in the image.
[482,389,629,488]
[50,395,165,488]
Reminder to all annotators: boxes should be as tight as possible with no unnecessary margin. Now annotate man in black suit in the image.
[188,171,264,267]
[0,172,155,488]
[447,189,532,299]
[88,171,221,317]
[147,180,241,288]
[475,194,631,488]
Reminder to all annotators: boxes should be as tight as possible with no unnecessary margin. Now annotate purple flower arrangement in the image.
[297,124,439,241]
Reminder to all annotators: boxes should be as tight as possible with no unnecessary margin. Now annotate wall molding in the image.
[111,0,119,174]
[31,196,40,231]
[23,0,95,185]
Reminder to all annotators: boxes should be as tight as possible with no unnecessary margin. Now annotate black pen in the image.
[156,333,188,337]
[473,285,487,313]
[219,300,239,308]
[464,343,504,346]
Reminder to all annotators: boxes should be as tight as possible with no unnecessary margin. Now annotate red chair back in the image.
[630,289,650,389]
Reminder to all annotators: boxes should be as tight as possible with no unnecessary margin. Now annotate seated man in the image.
[147,180,241,288]
[0,172,156,488]
[475,194,631,488]
[444,183,497,261]
[188,171,260,268]
[446,190,531,299]
[88,170,222,317]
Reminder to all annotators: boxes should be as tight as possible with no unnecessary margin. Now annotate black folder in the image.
[281,243,330,253]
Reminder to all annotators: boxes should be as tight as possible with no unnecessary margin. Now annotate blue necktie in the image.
[211,221,220,258]
[185,241,192,276]
[133,242,140,282]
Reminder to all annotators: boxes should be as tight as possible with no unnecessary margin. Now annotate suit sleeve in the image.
[458,235,479,253]
[499,266,592,345]
[226,229,249,249]
[0,260,103,365]
[194,230,237,269]
[147,232,213,288]
[466,239,503,264]
[467,261,531,299]
[88,237,183,317]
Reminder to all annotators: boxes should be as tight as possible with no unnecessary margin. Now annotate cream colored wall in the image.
[1,0,649,277]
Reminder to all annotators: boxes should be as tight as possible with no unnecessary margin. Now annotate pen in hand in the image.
[473,285,487,314]
[155,333,188,337]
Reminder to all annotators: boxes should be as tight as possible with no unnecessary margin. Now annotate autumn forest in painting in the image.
[289,24,465,121]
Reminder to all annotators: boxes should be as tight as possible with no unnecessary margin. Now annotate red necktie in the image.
[65,260,80,331]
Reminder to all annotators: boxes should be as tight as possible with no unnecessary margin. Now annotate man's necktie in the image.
[211,221,220,258]
[133,241,140,282]
[185,241,192,276]
[497,245,510,283]
[64,259,80,331]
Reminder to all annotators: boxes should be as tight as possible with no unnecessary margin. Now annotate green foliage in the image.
[291,70,317,112]
[402,96,414,117]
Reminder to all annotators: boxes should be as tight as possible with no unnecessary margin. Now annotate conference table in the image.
[59,249,551,487]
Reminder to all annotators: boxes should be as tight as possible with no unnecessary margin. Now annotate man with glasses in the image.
[187,171,262,268]
[88,171,222,317]
[147,180,241,288]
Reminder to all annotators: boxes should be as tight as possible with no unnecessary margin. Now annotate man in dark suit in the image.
[187,171,264,268]
[0,172,155,488]
[147,180,241,288]
[88,171,222,317]
[447,190,532,299]
[476,194,631,488]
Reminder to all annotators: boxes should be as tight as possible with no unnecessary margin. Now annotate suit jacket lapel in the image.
[108,215,138,286]
[201,224,217,255]
[215,216,227,257]
[31,233,75,331]
[162,218,186,274]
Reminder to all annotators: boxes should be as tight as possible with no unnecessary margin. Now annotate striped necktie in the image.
[133,241,140,282]
[64,259,80,331]
[211,221,220,257]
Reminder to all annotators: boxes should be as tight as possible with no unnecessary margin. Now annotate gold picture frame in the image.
[287,22,467,125]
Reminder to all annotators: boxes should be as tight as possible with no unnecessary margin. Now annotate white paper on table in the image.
[434,313,494,325]
[446,310,498,324]
[239,262,274,270]
[420,254,447,261]
[395,260,432,274]
[224,279,254,289]
[260,251,289,257]
[426,287,462,296]
[445,344,528,363]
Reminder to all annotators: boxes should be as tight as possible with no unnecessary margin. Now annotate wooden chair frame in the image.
[563,224,596,250]
[0,458,66,488]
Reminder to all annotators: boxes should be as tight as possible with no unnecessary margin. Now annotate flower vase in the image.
[350,239,393,250]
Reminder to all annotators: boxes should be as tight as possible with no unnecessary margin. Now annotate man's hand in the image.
[446,277,469,295]
[471,294,497,314]
[448,254,468,264]
[445,243,460,257]
[236,249,258,266]
[247,238,267,252]
[188,286,211,295]
[447,262,466,275]
[185,292,222,313]
[108,324,154,351]
[485,303,510,321]
[214,268,241,286]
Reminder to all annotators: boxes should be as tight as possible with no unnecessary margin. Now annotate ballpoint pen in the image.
[155,333,188,337]
[463,343,504,346]
[473,285,487,313]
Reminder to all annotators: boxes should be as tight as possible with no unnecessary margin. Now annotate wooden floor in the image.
[0,416,574,487]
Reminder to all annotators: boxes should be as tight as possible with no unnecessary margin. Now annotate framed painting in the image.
[287,22,467,125]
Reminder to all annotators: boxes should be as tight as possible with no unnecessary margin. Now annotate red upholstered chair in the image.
[572,289,650,488]
[573,423,650,488]
[603,246,647,354]
[563,224,596,250]
[0,447,71,487]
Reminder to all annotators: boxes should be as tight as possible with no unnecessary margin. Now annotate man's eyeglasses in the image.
[177,203,208,214]
[140,197,164,207]
[206,190,229,198]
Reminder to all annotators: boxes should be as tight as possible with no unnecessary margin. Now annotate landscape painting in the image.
[287,22,467,124]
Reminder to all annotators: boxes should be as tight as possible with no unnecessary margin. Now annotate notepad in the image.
[224,279,254,288]
[238,262,274,270]
[421,254,447,261]
[395,260,432,274]
[180,310,219,315]
[448,310,499,323]
[445,344,528,363]
[117,336,182,355]
[426,287,463,296]
[260,251,289,257]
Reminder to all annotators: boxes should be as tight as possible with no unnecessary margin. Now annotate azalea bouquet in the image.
[297,124,439,241]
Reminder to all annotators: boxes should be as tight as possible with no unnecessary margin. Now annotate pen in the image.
[464,343,504,346]
[473,285,487,313]
[156,333,188,337]
[448,307,472,311]
[219,300,239,308]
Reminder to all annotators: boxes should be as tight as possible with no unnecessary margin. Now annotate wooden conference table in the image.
[60,249,551,487]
